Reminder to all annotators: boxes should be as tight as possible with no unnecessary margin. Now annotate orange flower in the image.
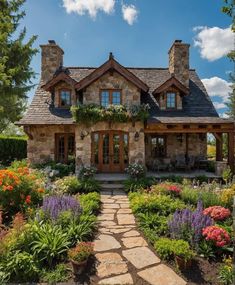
[6,185,13,191]
[25,195,31,204]
[37,188,45,194]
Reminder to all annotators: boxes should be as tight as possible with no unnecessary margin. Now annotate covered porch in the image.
[144,120,235,175]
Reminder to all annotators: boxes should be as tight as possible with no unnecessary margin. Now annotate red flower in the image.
[203,206,231,221]
[25,195,31,204]
[202,226,230,247]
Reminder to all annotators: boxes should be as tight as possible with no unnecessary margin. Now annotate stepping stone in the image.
[122,247,160,269]
[138,264,187,285]
[117,214,135,225]
[99,221,116,227]
[99,228,111,234]
[94,235,121,252]
[123,230,140,237]
[96,252,128,278]
[103,203,120,209]
[118,209,132,214]
[121,237,147,248]
[101,209,117,214]
[106,225,135,229]
[109,228,132,234]
[119,203,130,208]
[101,199,115,203]
[98,273,133,285]
[98,214,114,221]
[112,195,127,199]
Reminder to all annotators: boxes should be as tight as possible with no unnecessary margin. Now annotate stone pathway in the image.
[94,190,187,285]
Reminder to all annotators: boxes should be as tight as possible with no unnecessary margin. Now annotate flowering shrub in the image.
[203,206,231,221]
[202,226,230,247]
[42,195,81,221]
[151,183,182,196]
[0,167,45,217]
[125,163,146,179]
[220,186,235,208]
[79,166,97,179]
[68,242,93,263]
[168,200,213,245]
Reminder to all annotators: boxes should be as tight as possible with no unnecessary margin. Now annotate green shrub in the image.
[0,136,27,166]
[124,177,155,192]
[164,175,183,184]
[137,212,168,236]
[40,263,71,283]
[31,223,71,267]
[129,192,186,215]
[218,257,234,285]
[79,192,101,214]
[79,178,101,193]
[34,161,75,178]
[54,176,81,194]
[154,238,194,262]
[125,163,146,179]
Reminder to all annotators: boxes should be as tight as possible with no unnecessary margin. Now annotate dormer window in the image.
[59,89,71,107]
[100,90,121,107]
[166,92,176,109]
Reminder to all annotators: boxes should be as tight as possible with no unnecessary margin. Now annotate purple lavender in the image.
[42,195,81,221]
[168,200,213,246]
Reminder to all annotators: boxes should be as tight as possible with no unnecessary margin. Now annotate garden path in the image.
[94,190,187,285]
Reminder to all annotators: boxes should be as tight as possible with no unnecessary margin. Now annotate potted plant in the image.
[173,240,195,270]
[68,242,93,275]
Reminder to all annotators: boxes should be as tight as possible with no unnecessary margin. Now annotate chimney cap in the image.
[48,40,56,44]
[174,40,182,43]
[109,52,114,60]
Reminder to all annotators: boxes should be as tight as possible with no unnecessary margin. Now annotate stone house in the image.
[17,40,235,173]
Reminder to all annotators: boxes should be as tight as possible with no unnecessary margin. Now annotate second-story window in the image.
[100,90,121,107]
[60,90,71,107]
[166,92,176,109]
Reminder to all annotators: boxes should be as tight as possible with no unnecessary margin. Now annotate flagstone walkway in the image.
[94,190,187,285]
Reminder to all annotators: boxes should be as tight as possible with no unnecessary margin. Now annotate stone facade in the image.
[40,41,64,82]
[168,40,190,87]
[83,71,140,106]
[75,121,145,172]
[26,125,75,164]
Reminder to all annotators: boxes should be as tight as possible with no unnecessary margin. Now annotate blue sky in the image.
[22,0,233,116]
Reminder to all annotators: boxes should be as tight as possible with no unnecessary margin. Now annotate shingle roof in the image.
[17,67,233,125]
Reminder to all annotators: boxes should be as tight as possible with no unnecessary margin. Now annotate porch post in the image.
[215,133,223,161]
[228,132,234,173]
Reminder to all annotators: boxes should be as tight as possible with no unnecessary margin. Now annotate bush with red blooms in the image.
[202,226,230,247]
[0,167,45,218]
[203,206,231,221]
[151,183,182,196]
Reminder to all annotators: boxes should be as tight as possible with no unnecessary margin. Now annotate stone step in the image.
[100,180,125,184]
[101,183,124,189]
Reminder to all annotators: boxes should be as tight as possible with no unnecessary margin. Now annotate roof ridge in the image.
[66,66,196,71]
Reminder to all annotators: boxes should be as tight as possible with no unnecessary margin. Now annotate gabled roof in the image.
[42,71,77,91]
[75,54,149,92]
[152,75,189,95]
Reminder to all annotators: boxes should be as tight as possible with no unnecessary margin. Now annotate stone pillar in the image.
[40,40,64,83]
[168,40,190,87]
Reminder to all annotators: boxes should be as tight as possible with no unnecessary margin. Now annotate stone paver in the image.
[121,236,147,248]
[138,264,187,285]
[98,273,133,285]
[94,190,186,285]
[117,214,135,225]
[122,247,160,269]
[94,234,121,252]
[96,252,128,277]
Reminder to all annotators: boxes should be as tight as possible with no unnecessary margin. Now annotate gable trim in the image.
[42,72,78,91]
[152,75,189,95]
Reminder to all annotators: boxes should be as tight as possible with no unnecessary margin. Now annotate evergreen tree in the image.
[0,0,37,132]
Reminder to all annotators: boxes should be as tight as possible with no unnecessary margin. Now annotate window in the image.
[151,136,166,158]
[60,90,71,107]
[100,90,121,107]
[55,133,75,164]
[166,92,176,109]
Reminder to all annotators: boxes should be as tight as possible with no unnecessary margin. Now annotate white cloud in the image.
[122,4,138,25]
[62,0,115,18]
[202,76,232,102]
[193,26,234,61]
[213,102,226,110]
[220,112,229,118]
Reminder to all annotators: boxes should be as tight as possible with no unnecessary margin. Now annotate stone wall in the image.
[145,133,207,165]
[75,121,145,172]
[168,40,190,87]
[26,125,75,164]
[83,71,141,106]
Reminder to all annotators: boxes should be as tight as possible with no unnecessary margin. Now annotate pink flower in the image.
[202,226,230,247]
[203,206,231,221]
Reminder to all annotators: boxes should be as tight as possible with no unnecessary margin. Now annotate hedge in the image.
[0,136,27,165]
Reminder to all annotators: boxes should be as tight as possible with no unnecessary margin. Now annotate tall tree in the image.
[0,0,37,132]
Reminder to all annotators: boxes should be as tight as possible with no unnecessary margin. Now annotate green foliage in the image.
[40,263,71,283]
[71,103,149,124]
[124,177,155,192]
[31,223,71,267]
[1,251,39,282]
[0,0,38,131]
[55,176,81,194]
[79,178,101,193]
[125,163,146,179]
[137,212,168,236]
[222,167,232,184]
[218,257,234,285]
[164,175,183,184]
[79,192,101,214]
[34,161,75,178]
[129,192,186,216]
[0,136,27,165]
[198,240,215,259]
[154,238,194,262]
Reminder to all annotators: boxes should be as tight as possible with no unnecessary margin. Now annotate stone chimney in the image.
[40,40,64,82]
[168,40,190,87]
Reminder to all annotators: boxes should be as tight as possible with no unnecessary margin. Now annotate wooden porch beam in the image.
[214,133,223,161]
[228,132,234,173]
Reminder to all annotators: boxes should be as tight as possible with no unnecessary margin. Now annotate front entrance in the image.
[91,131,129,172]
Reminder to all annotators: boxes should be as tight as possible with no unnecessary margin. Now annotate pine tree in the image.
[0,0,38,132]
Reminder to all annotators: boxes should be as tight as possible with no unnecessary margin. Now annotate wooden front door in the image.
[92,131,129,172]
